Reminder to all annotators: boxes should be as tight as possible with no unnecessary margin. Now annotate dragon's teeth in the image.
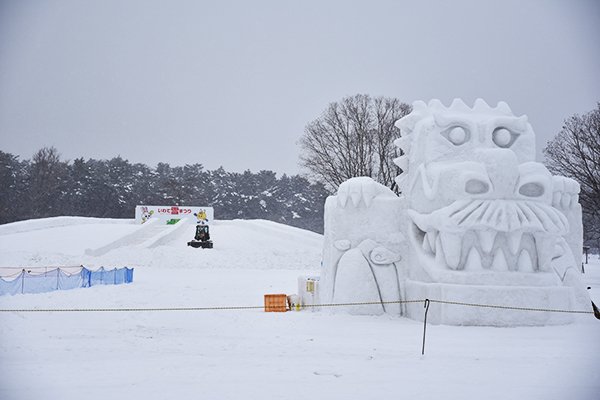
[533,233,554,271]
[410,212,430,233]
[506,231,523,255]
[552,192,561,207]
[553,243,564,258]
[464,247,482,271]
[422,233,433,254]
[517,250,534,272]
[440,232,461,269]
[419,225,561,275]
[491,248,509,271]
[560,194,570,209]
[570,194,578,208]
[427,230,438,252]
[349,190,361,207]
[337,190,349,207]
[478,230,497,253]
[435,235,445,266]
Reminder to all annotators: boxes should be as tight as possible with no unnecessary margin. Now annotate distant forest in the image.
[0,147,329,233]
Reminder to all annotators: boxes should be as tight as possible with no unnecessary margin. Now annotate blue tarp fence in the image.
[0,267,134,296]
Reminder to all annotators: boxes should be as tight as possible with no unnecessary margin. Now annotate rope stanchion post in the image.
[422,299,430,356]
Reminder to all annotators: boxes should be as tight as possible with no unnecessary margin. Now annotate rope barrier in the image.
[0,270,24,278]
[0,300,422,313]
[301,299,424,308]
[2,298,595,356]
[0,298,595,314]
[0,266,84,278]
[0,305,266,313]
[427,299,594,314]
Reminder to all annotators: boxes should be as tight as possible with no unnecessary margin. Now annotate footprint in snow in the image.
[313,371,342,378]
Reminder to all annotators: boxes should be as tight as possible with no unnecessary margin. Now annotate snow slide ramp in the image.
[85,218,192,256]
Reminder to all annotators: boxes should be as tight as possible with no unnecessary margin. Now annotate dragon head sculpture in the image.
[394,99,578,274]
[317,98,590,325]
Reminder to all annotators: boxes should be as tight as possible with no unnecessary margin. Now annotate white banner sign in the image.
[135,205,214,225]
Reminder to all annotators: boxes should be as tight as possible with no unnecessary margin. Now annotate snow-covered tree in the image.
[299,94,411,193]
[0,151,28,223]
[544,103,600,250]
[25,147,69,219]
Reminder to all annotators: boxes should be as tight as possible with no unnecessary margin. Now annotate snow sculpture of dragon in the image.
[319,99,591,326]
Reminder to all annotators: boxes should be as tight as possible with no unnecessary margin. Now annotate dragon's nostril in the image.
[465,179,489,194]
[519,182,545,197]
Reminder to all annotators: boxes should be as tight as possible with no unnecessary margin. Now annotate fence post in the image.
[21,269,25,294]
[85,267,91,287]
[422,299,430,355]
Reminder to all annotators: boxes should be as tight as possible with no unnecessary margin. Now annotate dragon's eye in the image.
[441,126,470,146]
[493,127,519,148]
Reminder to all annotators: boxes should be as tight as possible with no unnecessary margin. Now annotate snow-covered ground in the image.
[0,217,599,400]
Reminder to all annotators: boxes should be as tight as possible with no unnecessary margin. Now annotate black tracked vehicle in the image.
[187,224,213,249]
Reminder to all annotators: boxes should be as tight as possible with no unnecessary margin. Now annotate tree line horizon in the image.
[0,147,328,233]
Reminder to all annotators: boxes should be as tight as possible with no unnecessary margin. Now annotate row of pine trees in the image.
[0,148,329,233]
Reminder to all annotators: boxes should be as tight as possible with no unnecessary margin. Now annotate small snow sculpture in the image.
[320,177,406,315]
[319,99,591,326]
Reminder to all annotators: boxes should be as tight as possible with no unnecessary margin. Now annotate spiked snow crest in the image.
[392,98,525,190]
[395,98,520,138]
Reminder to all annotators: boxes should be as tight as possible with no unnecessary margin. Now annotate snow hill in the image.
[0,217,599,400]
[0,217,323,272]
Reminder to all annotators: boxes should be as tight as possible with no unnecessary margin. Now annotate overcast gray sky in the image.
[0,0,598,175]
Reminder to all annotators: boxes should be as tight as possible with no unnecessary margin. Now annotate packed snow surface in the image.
[0,217,599,400]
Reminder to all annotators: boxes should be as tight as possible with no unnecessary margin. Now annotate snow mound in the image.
[0,217,323,272]
[0,216,132,236]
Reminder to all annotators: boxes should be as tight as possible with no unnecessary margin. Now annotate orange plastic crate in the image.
[264,294,288,312]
